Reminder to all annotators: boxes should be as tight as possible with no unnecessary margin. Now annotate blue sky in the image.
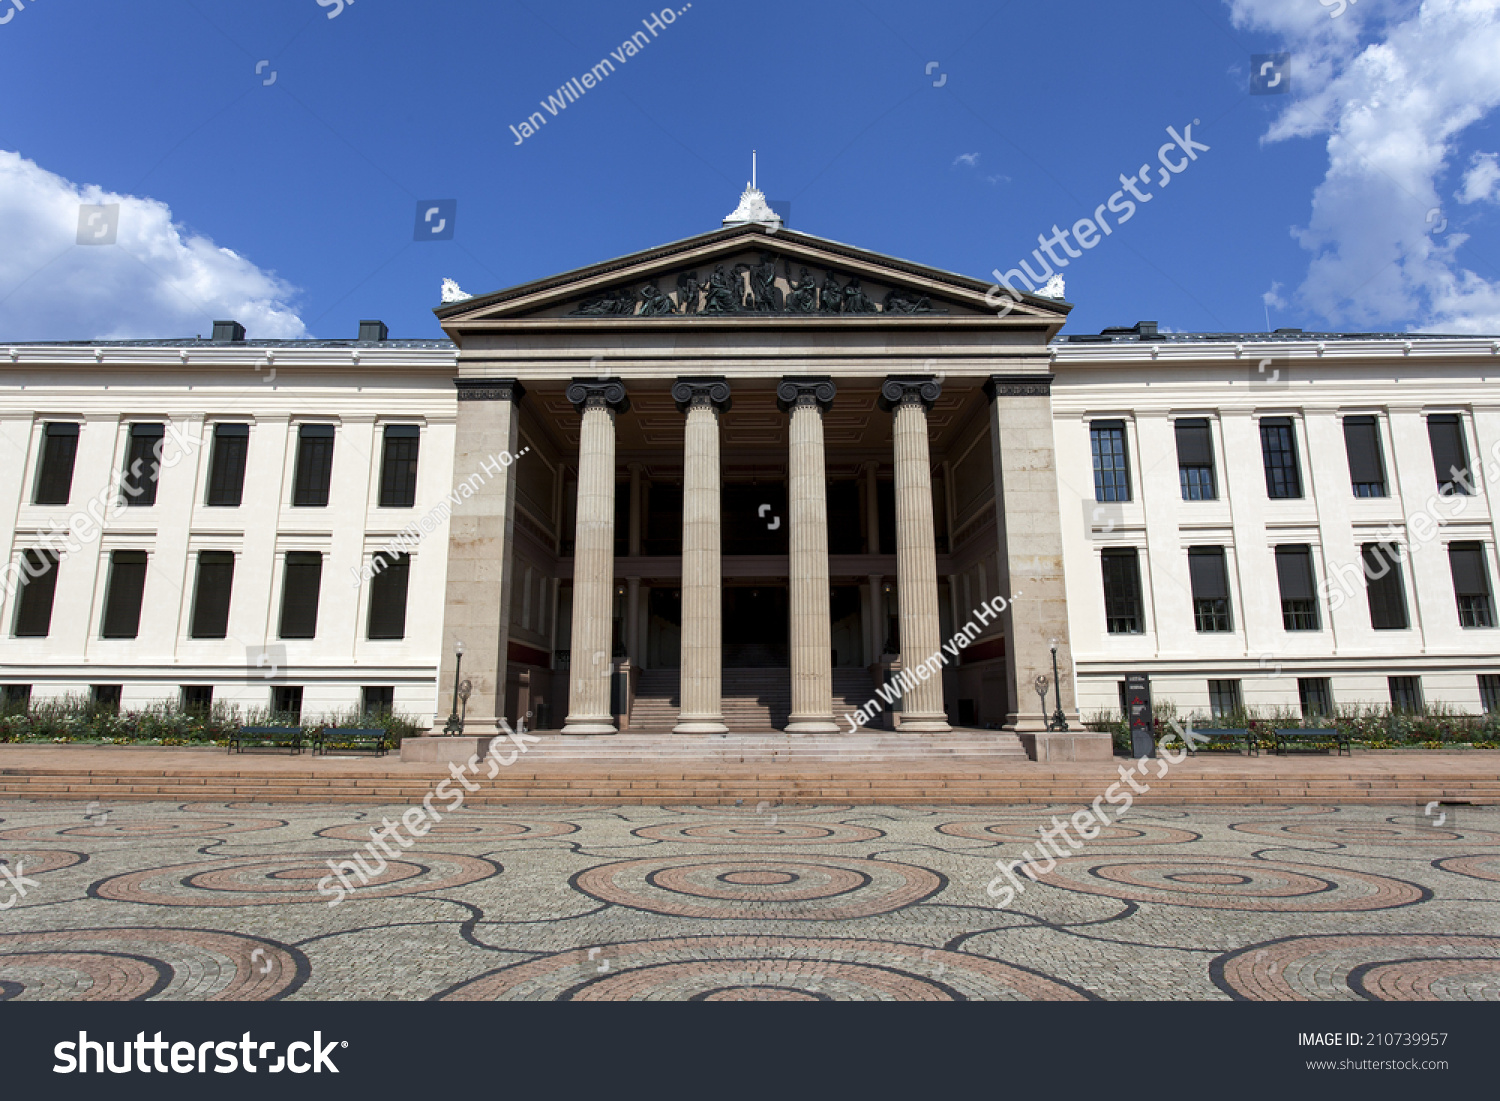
[1,0,1498,340]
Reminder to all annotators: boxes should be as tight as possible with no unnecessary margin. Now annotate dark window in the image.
[1188,546,1232,632]
[0,684,31,713]
[181,685,213,713]
[367,553,411,640]
[1479,675,1500,714]
[1298,677,1333,720]
[1275,545,1321,631]
[34,422,79,505]
[121,423,164,507]
[1175,419,1217,501]
[293,424,335,507]
[101,550,148,639]
[379,425,420,509]
[1388,676,1423,713]
[278,552,323,639]
[1101,548,1144,634]
[206,424,249,507]
[12,550,59,638]
[1090,421,1132,502]
[1343,416,1387,497]
[1259,417,1303,499]
[1208,679,1242,718]
[613,481,630,558]
[362,686,395,715]
[91,684,122,712]
[827,481,863,555]
[189,551,235,639]
[876,479,897,554]
[1427,414,1473,495]
[271,685,303,725]
[1362,542,1408,630]
[1449,542,1493,628]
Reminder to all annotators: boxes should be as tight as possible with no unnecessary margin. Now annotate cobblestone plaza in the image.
[2,799,1496,1001]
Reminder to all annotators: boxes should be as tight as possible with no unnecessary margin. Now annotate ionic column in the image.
[671,378,731,734]
[880,377,951,732]
[778,378,840,733]
[862,462,881,554]
[562,379,629,735]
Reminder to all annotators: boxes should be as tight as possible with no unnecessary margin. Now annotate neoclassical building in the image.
[3,191,1500,762]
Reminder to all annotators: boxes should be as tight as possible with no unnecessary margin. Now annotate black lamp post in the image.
[443,641,466,734]
[1047,639,1070,732]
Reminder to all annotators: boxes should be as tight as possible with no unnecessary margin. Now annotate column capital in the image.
[671,376,732,415]
[879,376,942,412]
[984,374,1055,399]
[566,378,630,415]
[776,376,836,414]
[455,378,526,403]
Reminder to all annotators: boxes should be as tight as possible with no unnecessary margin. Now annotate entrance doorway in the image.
[722,585,788,667]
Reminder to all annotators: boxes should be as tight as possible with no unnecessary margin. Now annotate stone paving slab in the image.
[0,799,1496,1001]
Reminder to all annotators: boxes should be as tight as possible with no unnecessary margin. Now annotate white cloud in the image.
[1263,281,1288,309]
[1458,151,1500,203]
[1227,0,1500,333]
[953,152,980,168]
[0,150,308,341]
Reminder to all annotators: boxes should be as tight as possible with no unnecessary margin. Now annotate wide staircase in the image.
[631,668,892,732]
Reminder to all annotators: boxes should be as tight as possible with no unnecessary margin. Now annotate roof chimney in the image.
[358,320,389,343]
[1134,321,1159,338]
[210,320,246,343]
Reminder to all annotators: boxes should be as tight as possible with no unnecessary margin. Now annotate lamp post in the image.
[1047,639,1070,732]
[443,641,466,734]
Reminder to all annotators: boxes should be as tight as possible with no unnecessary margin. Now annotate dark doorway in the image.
[827,481,862,554]
[722,483,788,557]
[648,587,681,668]
[722,586,788,667]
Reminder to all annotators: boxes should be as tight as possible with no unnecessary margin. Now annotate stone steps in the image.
[630,667,881,732]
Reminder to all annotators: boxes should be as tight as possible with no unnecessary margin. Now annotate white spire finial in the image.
[753,150,757,191]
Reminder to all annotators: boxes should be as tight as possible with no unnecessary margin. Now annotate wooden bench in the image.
[229,725,306,755]
[1273,727,1351,756]
[315,727,389,757]
[1187,727,1258,756]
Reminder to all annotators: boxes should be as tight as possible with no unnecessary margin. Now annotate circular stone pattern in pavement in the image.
[317,817,577,844]
[1214,935,1500,1000]
[1434,854,1500,884]
[938,820,1199,846]
[667,805,855,817]
[0,817,285,842]
[438,936,1093,1001]
[92,851,497,907]
[633,821,884,845]
[0,928,305,1000]
[1231,820,1500,846]
[574,854,941,920]
[1,849,86,877]
[1028,855,1425,912]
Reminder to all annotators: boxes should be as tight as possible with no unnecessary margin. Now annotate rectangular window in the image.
[91,684,122,712]
[367,553,411,640]
[1259,417,1303,499]
[189,551,235,639]
[1343,415,1387,497]
[362,685,395,715]
[1208,679,1242,719]
[278,552,323,639]
[1388,676,1423,713]
[1428,414,1472,495]
[1298,677,1333,720]
[1362,542,1409,630]
[1101,548,1144,634]
[292,424,335,507]
[1275,545,1321,631]
[1175,418,1217,501]
[206,424,249,507]
[1090,421,1132,502]
[271,685,303,725]
[181,685,213,713]
[34,422,80,505]
[0,684,31,713]
[379,425,421,509]
[12,550,60,638]
[121,423,164,507]
[101,550,148,639]
[1449,542,1493,628]
[1479,674,1500,714]
[1188,546,1232,632]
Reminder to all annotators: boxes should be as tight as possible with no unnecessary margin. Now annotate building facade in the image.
[3,203,1499,760]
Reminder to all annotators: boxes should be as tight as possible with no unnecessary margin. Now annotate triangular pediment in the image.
[436,224,1069,330]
